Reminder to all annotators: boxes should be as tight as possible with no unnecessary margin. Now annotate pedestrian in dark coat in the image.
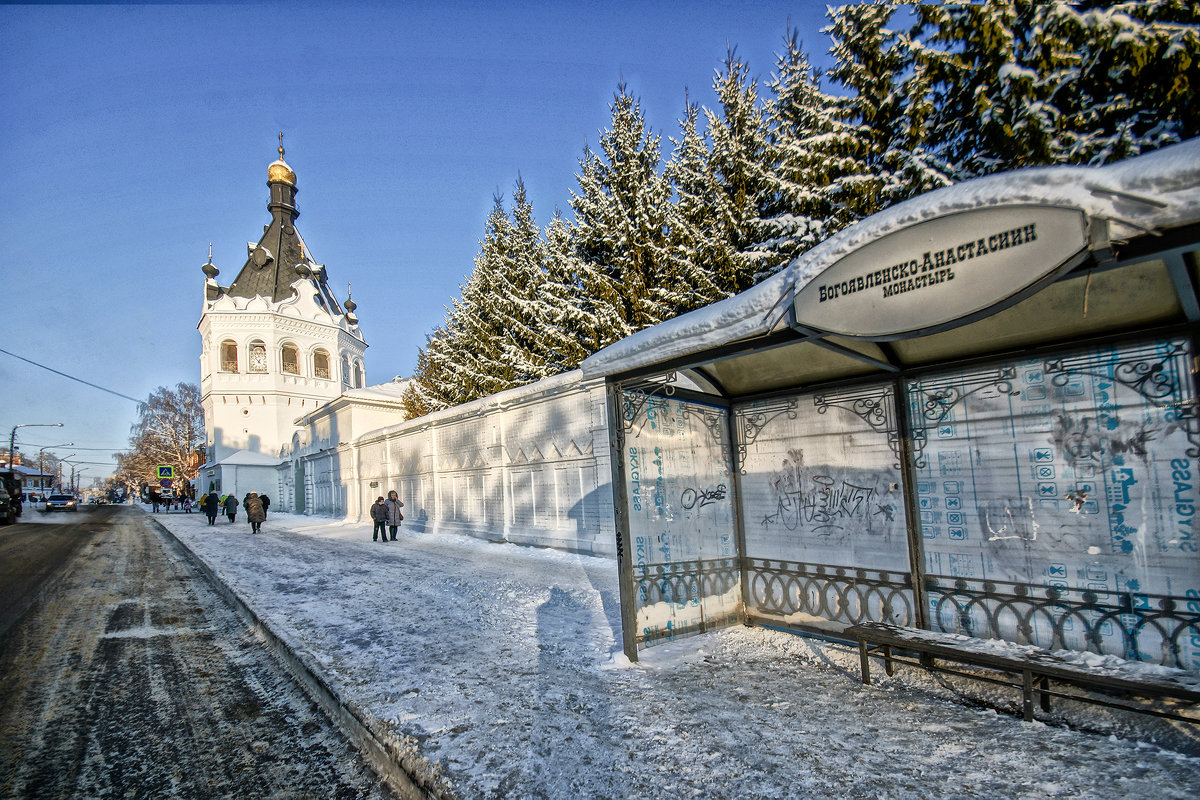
[384,490,404,541]
[202,493,219,525]
[246,492,266,534]
[370,497,387,542]
[223,494,238,523]
[259,495,270,518]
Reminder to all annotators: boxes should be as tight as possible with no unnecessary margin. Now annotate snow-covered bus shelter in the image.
[582,138,1200,671]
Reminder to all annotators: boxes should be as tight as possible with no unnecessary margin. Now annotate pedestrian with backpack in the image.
[223,494,238,523]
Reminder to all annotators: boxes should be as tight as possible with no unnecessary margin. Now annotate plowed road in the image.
[0,506,392,798]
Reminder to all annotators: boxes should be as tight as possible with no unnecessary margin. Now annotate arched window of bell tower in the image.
[220,340,239,373]
[353,361,364,388]
[249,340,268,373]
[281,342,300,375]
[313,348,331,380]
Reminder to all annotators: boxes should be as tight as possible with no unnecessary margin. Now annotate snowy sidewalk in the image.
[151,508,1200,799]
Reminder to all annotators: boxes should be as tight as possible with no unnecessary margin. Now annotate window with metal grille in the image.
[282,343,299,375]
[314,348,330,379]
[221,340,238,372]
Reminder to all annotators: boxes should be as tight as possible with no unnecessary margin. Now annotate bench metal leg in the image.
[1022,669,1035,721]
[1037,675,1051,713]
[858,640,872,685]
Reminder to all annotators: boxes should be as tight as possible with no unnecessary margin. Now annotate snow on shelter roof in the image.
[581,137,1200,380]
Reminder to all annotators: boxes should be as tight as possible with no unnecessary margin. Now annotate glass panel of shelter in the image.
[735,382,915,633]
[624,336,1200,670]
[621,388,740,647]
[908,336,1200,669]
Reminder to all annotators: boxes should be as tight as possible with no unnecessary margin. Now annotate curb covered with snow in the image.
[148,512,452,799]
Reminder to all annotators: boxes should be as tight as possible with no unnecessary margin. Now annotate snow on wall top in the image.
[581,137,1200,380]
[341,379,411,403]
[353,368,594,446]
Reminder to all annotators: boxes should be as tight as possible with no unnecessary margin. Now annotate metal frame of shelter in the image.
[587,141,1200,669]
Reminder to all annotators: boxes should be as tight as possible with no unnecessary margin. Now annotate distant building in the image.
[197,141,392,499]
[0,462,55,497]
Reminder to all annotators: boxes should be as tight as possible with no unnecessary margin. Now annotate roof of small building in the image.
[1,464,53,479]
[340,378,411,403]
[206,449,284,467]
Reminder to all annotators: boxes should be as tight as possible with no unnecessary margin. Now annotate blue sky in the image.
[0,1,838,479]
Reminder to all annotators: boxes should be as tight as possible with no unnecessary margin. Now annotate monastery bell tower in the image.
[197,138,367,495]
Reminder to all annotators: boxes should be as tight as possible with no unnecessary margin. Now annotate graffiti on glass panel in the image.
[760,447,898,538]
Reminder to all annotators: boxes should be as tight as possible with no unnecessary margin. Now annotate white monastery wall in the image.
[283,371,618,557]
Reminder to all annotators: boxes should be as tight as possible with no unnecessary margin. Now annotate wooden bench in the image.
[845,622,1200,724]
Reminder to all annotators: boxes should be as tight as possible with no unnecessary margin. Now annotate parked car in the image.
[43,494,78,512]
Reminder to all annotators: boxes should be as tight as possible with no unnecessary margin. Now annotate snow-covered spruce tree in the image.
[1041,0,1199,164]
[402,283,498,418]
[824,1,954,224]
[539,211,593,373]
[488,179,557,386]
[912,1,1049,174]
[404,180,575,417]
[914,0,1199,174]
[570,82,674,349]
[753,27,849,276]
[452,195,536,398]
[663,97,731,314]
[400,330,455,418]
[703,48,778,290]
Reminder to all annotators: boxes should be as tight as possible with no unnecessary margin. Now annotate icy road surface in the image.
[153,508,1200,799]
[0,507,390,799]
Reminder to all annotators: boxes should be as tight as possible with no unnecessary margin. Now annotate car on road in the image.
[43,494,78,512]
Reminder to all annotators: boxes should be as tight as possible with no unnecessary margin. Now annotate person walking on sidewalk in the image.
[384,490,404,541]
[259,494,270,518]
[370,496,387,542]
[223,493,239,523]
[202,492,219,525]
[246,492,266,534]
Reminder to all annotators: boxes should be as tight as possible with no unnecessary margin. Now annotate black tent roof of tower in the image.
[204,145,346,317]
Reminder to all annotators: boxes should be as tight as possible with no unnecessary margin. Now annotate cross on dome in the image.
[268,132,296,186]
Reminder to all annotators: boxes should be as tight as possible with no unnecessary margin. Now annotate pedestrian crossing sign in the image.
[157,465,174,480]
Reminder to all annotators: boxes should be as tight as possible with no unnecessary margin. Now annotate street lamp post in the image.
[57,454,76,493]
[7,422,63,470]
[63,460,81,495]
[38,442,73,497]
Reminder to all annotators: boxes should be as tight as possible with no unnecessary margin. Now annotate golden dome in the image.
[268,158,296,185]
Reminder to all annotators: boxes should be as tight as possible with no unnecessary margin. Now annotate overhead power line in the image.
[0,347,143,404]
[26,444,123,452]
